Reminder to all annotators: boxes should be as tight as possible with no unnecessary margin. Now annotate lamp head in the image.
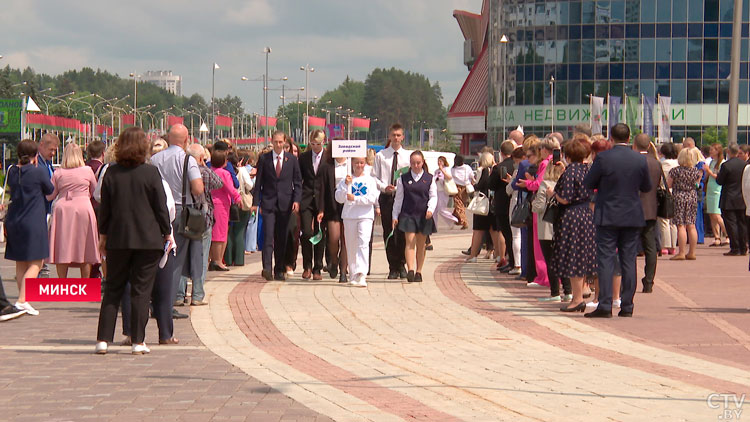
[241,76,248,81]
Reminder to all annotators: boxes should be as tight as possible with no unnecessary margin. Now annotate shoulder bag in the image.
[177,155,207,240]
[466,191,490,216]
[656,169,674,219]
[542,197,560,224]
[511,194,532,228]
[443,177,459,196]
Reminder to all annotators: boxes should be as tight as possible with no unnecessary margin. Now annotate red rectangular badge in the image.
[25,278,101,302]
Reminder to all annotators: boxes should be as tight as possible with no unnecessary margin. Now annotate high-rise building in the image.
[449,0,750,152]
[142,70,182,96]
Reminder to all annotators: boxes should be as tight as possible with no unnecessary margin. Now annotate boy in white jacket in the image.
[335,157,380,287]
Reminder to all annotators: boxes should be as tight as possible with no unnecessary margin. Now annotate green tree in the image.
[702,127,728,147]
[317,76,365,112]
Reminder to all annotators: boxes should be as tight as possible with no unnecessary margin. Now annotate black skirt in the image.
[398,215,437,235]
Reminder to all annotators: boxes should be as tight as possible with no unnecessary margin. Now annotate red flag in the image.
[167,115,184,127]
[352,117,370,132]
[307,116,326,129]
[122,114,135,127]
[257,116,277,128]
[215,115,232,130]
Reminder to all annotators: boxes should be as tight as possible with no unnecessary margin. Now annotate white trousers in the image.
[344,217,373,280]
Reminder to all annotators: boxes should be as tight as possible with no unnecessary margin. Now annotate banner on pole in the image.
[643,96,655,137]
[625,95,639,133]
[658,96,671,143]
[0,99,23,135]
[590,96,604,135]
[608,95,621,135]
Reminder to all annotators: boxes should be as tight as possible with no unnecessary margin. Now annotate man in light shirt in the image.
[372,124,411,279]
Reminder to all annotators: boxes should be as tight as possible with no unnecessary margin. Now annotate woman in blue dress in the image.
[4,139,54,316]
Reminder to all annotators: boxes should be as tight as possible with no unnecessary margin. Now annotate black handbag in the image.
[229,203,241,222]
[656,170,675,219]
[511,194,532,228]
[177,155,207,240]
[542,197,560,224]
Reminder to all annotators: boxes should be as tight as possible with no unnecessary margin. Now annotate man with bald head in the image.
[634,133,662,293]
[150,124,204,327]
[508,130,524,145]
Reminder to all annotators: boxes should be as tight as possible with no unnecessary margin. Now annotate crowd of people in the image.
[458,122,750,317]
[1,119,749,346]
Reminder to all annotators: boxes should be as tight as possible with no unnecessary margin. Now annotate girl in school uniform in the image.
[392,150,437,283]
[335,156,380,287]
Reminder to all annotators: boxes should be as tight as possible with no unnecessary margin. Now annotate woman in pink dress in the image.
[47,143,100,278]
[209,149,241,270]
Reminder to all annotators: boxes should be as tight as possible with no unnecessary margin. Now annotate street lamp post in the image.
[212,62,220,140]
[300,64,315,144]
[129,72,140,121]
[550,75,556,134]
[241,70,287,144]
[500,34,509,141]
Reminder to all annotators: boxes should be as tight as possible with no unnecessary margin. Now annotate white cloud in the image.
[3,47,92,76]
[224,0,276,25]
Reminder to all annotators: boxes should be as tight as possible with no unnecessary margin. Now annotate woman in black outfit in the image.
[318,145,348,283]
[465,152,502,262]
[95,127,171,355]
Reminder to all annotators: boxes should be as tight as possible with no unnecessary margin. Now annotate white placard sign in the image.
[332,140,367,158]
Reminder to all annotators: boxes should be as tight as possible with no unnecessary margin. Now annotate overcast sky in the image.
[3,0,478,114]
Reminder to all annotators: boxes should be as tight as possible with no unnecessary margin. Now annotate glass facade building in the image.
[487,0,750,143]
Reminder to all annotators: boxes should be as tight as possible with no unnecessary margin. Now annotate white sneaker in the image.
[132,343,151,355]
[563,294,573,301]
[95,341,108,355]
[358,279,367,288]
[613,299,622,308]
[526,282,544,287]
[586,301,599,308]
[538,295,561,302]
[465,257,477,263]
[15,301,39,316]
[508,267,522,275]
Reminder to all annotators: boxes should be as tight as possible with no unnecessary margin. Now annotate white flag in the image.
[590,96,604,135]
[26,96,41,112]
[658,96,671,144]
[214,63,220,70]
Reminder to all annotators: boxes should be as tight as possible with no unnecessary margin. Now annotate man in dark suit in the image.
[583,124,652,318]
[717,144,748,256]
[634,134,662,293]
[489,140,517,271]
[252,131,303,281]
[298,130,326,280]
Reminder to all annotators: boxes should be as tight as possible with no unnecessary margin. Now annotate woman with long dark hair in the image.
[319,144,349,282]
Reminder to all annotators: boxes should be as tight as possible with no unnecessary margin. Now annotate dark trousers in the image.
[300,207,325,273]
[284,213,300,270]
[0,275,13,309]
[497,204,513,266]
[640,220,657,288]
[723,209,748,253]
[539,239,570,296]
[379,194,405,272]
[224,210,251,266]
[96,248,161,344]
[595,226,640,313]
[262,209,291,275]
[524,225,537,282]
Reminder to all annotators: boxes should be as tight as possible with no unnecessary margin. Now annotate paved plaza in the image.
[2,231,749,421]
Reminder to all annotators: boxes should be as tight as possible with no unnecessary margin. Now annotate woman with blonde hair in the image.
[465,152,502,262]
[667,147,703,260]
[47,142,100,278]
[704,143,728,246]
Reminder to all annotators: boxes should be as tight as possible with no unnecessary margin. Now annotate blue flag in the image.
[643,96,655,137]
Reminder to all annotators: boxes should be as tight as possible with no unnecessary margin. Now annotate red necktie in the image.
[275,155,282,177]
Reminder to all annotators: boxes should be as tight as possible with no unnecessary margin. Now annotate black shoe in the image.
[274,273,286,281]
[497,264,512,273]
[584,308,613,318]
[406,270,415,283]
[461,248,471,256]
[560,302,586,313]
[724,250,741,256]
[425,244,433,251]
[339,273,348,283]
[172,309,189,319]
[209,261,230,271]
[399,268,408,279]
[387,271,399,279]
[38,264,50,279]
[642,284,653,293]
[329,266,338,279]
[0,305,26,322]
[618,310,633,317]
[262,270,273,281]
[413,272,423,282]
